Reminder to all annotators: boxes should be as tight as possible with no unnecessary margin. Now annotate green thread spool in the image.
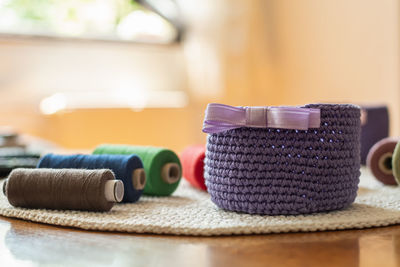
[392,141,400,185]
[93,144,182,196]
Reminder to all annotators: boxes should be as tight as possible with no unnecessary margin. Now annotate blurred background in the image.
[0,0,398,152]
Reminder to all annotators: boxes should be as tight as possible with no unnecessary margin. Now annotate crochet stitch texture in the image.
[205,104,361,215]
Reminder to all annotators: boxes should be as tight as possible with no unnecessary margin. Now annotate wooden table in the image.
[0,216,399,267]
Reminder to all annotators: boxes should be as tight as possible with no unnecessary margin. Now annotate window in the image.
[0,0,178,44]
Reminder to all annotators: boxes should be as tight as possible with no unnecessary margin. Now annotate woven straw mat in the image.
[0,168,399,236]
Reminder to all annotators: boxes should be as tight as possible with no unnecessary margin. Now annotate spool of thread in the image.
[392,142,400,185]
[360,105,389,165]
[3,168,123,211]
[180,145,207,191]
[37,154,146,203]
[366,137,399,185]
[93,145,181,196]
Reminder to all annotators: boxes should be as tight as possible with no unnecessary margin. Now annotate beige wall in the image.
[0,0,398,151]
[273,0,399,134]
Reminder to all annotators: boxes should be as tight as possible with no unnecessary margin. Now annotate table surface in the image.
[0,216,400,267]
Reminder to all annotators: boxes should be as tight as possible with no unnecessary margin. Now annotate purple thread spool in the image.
[360,105,389,165]
[204,104,361,215]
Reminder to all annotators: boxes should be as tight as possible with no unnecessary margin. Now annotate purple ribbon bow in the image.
[202,103,321,134]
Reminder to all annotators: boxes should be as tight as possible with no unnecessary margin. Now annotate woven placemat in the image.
[0,168,399,236]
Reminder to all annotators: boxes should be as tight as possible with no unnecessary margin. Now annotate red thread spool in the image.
[180,145,207,191]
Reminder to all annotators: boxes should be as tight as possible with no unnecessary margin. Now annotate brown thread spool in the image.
[3,168,124,211]
[367,137,399,185]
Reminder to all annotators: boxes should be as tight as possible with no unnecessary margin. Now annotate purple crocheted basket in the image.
[204,104,361,215]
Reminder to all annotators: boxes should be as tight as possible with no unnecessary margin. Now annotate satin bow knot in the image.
[203,103,320,134]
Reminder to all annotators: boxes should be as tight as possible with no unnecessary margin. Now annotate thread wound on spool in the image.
[180,145,207,191]
[392,142,400,185]
[93,145,182,196]
[360,105,389,165]
[5,168,117,211]
[367,137,399,185]
[37,154,144,203]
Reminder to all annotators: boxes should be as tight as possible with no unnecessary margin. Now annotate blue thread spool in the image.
[37,154,146,203]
